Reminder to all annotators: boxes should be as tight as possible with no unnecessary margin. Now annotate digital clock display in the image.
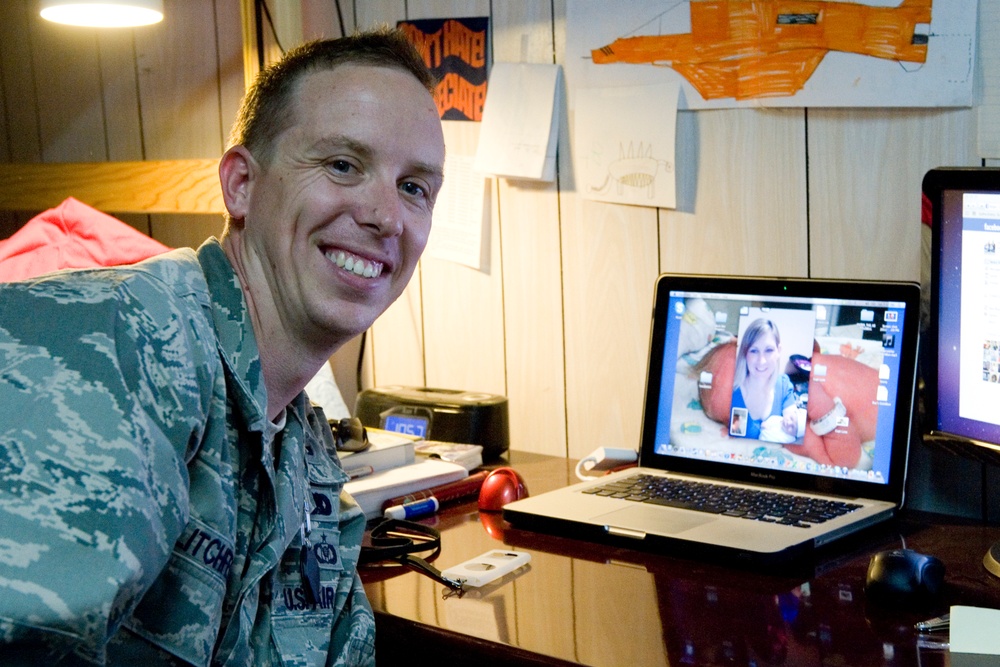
[383,414,430,438]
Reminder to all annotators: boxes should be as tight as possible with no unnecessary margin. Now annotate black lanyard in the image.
[358,518,463,592]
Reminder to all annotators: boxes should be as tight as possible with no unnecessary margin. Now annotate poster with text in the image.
[398,17,489,121]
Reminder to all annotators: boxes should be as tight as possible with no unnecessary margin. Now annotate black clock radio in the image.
[354,386,509,460]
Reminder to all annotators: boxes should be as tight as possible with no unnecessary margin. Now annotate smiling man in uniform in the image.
[0,28,444,666]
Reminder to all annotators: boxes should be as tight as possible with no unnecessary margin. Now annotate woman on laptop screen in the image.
[730,318,801,443]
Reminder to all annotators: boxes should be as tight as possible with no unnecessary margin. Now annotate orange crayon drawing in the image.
[591,0,932,101]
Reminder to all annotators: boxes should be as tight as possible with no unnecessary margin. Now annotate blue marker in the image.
[383,496,439,520]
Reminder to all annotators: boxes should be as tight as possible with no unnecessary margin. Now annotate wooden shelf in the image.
[0,160,223,214]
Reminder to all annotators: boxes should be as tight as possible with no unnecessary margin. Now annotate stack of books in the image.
[339,428,419,478]
[342,429,481,520]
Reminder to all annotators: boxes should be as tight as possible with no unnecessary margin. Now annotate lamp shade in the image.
[40,0,164,28]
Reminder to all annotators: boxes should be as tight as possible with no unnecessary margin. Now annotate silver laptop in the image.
[504,274,921,565]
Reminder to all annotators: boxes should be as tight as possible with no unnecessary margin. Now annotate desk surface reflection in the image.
[361,452,1000,666]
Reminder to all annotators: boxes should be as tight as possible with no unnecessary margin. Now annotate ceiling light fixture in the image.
[39,0,164,28]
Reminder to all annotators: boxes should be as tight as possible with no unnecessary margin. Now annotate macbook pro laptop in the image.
[504,274,921,565]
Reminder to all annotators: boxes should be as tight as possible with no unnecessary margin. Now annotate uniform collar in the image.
[196,237,269,432]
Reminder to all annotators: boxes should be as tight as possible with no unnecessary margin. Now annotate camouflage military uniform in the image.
[0,239,375,666]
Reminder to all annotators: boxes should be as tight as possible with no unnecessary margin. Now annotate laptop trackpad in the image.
[594,505,716,535]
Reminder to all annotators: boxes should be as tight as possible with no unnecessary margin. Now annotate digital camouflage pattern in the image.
[0,239,375,666]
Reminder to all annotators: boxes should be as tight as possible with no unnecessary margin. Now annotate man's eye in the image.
[328,159,354,174]
[400,181,427,198]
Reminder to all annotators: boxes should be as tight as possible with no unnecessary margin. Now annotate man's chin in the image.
[318,305,381,341]
[318,285,405,340]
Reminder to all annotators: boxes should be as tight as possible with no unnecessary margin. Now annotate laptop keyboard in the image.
[581,474,862,528]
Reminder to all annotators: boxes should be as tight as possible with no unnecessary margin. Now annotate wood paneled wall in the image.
[0,0,243,243]
[2,1,998,515]
[356,0,990,468]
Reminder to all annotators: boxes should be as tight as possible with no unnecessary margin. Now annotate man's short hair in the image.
[227,26,435,166]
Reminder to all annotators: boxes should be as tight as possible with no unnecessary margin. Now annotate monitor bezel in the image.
[923,166,1000,461]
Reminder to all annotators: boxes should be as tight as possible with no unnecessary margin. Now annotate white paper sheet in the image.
[473,62,561,181]
[978,3,1000,157]
[950,605,1000,655]
[304,362,349,419]
[426,154,489,270]
[576,82,679,209]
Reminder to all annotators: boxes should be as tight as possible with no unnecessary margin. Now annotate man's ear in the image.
[219,145,256,223]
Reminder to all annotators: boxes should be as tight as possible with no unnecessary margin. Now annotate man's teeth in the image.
[330,251,383,279]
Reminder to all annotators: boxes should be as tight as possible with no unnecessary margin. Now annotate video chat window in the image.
[665,294,900,482]
[727,307,815,445]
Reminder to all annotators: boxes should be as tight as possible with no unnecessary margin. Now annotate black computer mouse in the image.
[865,548,945,603]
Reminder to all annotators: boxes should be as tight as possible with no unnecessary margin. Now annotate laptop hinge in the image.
[812,509,893,547]
[606,526,647,540]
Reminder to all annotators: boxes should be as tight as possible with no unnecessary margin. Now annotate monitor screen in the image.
[925,167,1000,455]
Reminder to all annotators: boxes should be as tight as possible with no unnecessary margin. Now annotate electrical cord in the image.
[574,447,639,481]
[355,330,366,393]
[259,0,284,54]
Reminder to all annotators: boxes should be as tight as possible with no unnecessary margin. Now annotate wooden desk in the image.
[360,452,1000,666]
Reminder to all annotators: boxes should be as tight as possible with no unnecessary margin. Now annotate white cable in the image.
[575,446,638,481]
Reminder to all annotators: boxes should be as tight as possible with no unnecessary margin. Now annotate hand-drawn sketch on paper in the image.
[576,82,679,209]
[589,142,673,200]
[566,0,977,109]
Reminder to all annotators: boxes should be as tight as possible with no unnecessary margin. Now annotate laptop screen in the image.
[639,275,920,503]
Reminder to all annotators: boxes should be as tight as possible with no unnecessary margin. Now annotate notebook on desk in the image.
[504,274,921,565]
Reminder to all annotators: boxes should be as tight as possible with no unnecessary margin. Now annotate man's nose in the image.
[361,180,404,236]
